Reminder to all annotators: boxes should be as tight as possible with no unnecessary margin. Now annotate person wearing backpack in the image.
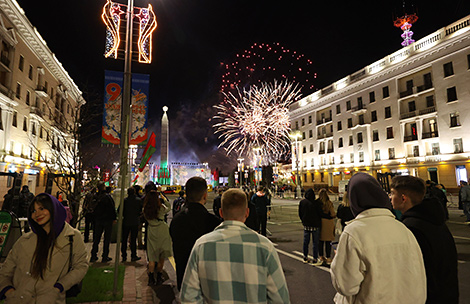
[172,190,186,217]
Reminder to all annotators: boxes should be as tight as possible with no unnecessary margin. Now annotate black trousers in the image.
[84,213,94,243]
[91,220,113,258]
[121,224,139,259]
[257,212,267,236]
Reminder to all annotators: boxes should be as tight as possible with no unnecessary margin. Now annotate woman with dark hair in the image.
[143,191,171,286]
[0,193,88,303]
[318,188,336,265]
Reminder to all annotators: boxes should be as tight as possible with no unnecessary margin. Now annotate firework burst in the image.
[220,42,317,97]
[213,80,301,164]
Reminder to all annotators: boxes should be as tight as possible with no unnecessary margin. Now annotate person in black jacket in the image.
[298,188,323,265]
[251,186,271,236]
[212,189,223,219]
[169,177,222,290]
[390,176,459,304]
[90,182,117,263]
[119,187,143,262]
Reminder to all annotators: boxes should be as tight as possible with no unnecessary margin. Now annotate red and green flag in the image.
[138,132,157,172]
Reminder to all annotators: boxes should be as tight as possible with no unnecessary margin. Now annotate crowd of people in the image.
[0,172,462,303]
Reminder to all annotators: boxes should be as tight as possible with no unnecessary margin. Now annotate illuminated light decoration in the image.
[136,5,157,63]
[213,80,301,165]
[102,0,123,59]
[394,13,418,47]
[102,1,157,64]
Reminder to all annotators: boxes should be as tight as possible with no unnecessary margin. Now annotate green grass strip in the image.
[66,264,125,303]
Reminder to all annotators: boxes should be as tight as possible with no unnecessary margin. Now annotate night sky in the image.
[15,0,470,171]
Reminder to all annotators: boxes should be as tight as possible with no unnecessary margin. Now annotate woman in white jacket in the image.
[330,173,426,304]
[0,193,88,303]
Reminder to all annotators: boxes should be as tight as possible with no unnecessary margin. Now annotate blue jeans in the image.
[303,228,320,260]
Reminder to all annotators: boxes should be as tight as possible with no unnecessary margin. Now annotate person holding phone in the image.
[330,173,426,304]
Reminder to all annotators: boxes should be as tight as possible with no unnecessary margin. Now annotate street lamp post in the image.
[237,157,244,188]
[289,131,302,199]
[253,147,261,187]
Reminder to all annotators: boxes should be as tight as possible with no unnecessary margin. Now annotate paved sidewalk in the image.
[79,241,179,304]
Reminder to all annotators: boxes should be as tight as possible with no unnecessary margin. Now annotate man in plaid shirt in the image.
[180,188,290,304]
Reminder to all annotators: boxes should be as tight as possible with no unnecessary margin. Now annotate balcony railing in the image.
[319,149,325,154]
[400,111,416,120]
[417,82,433,93]
[399,89,413,98]
[422,131,439,139]
[30,106,43,120]
[0,54,10,68]
[317,117,332,125]
[351,104,367,113]
[327,148,334,153]
[419,106,436,115]
[404,135,418,142]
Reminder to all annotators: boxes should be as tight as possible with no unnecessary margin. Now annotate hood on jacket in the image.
[348,173,392,217]
[305,188,316,203]
[402,197,446,225]
[28,193,66,237]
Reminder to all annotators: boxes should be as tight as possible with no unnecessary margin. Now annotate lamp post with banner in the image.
[289,131,302,199]
[237,157,244,188]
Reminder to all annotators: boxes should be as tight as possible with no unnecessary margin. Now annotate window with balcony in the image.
[337,121,342,131]
[357,97,363,108]
[371,110,377,122]
[373,130,379,141]
[389,147,395,159]
[18,55,24,71]
[447,86,458,102]
[359,152,364,162]
[327,140,334,153]
[319,142,325,154]
[347,118,353,128]
[408,100,416,112]
[385,106,391,119]
[31,122,36,136]
[349,135,353,146]
[338,137,343,148]
[357,132,363,143]
[387,127,394,139]
[383,86,390,98]
[443,62,454,77]
[346,100,351,111]
[369,91,375,103]
[454,138,463,153]
[432,143,440,155]
[358,114,365,125]
[375,149,381,161]
[413,145,419,157]
[450,113,461,128]
[336,104,341,114]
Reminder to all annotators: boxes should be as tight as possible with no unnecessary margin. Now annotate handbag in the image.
[66,235,83,298]
[334,218,343,236]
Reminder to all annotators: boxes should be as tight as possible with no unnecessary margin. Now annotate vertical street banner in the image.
[102,70,150,145]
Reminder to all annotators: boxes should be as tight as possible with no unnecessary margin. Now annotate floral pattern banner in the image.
[102,70,149,145]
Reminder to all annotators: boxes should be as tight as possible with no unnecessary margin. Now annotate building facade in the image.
[0,0,85,196]
[289,15,470,192]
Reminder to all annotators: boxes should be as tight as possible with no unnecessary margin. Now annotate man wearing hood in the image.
[298,188,323,264]
[251,186,271,236]
[330,173,426,304]
[390,175,458,303]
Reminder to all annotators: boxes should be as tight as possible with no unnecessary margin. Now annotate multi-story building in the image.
[0,0,85,195]
[289,14,470,191]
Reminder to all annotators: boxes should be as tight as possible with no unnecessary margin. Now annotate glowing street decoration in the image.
[136,6,157,63]
[102,0,157,64]
[394,13,418,47]
[102,0,123,59]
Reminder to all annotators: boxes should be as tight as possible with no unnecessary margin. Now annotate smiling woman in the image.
[0,194,88,303]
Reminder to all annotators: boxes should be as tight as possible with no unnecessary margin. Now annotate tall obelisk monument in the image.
[158,106,170,185]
